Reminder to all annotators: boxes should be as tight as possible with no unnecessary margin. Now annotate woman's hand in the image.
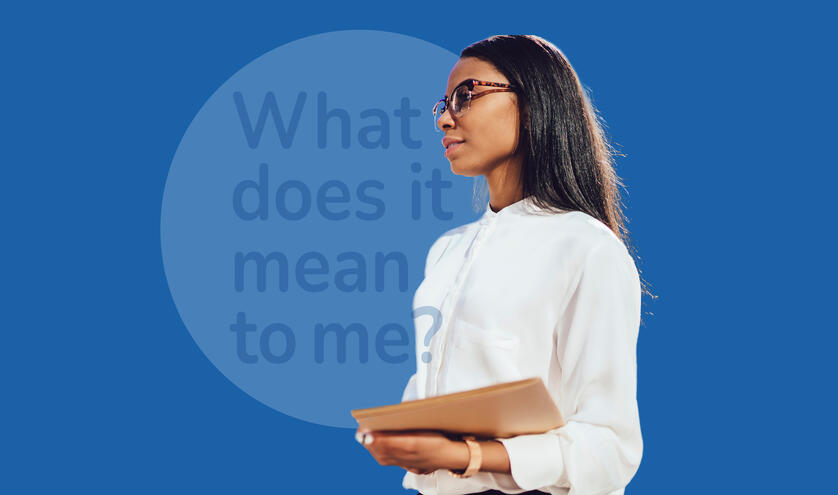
[355,428,467,475]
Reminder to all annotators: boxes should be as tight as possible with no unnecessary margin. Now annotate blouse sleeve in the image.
[400,228,458,404]
[496,238,643,495]
[400,372,418,402]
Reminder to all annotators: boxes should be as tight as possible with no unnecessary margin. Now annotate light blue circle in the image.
[161,30,480,428]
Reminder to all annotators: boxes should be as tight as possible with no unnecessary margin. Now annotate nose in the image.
[436,107,455,132]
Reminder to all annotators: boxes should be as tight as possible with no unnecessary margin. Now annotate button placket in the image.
[431,215,498,396]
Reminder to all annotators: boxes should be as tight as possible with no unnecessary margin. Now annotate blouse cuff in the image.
[497,428,568,491]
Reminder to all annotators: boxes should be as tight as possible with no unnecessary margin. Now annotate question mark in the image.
[413,305,442,363]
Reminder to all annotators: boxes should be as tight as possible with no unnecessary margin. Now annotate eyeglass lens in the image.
[434,85,471,129]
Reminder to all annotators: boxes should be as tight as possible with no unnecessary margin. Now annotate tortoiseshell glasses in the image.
[432,79,517,132]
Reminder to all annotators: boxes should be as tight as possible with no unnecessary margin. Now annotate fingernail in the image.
[355,432,364,444]
[364,434,374,445]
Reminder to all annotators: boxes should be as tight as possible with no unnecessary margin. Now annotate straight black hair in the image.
[461,35,656,319]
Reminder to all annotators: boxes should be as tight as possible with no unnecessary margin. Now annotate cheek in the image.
[471,116,519,157]
[449,104,521,175]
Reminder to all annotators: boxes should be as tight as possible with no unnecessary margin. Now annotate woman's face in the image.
[437,57,524,177]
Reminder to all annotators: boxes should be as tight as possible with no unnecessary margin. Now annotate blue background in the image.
[4,2,835,493]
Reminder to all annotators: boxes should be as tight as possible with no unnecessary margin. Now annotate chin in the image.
[449,161,482,177]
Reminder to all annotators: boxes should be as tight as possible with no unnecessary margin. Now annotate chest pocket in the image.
[443,318,523,394]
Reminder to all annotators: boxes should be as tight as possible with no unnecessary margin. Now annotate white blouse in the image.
[400,195,643,495]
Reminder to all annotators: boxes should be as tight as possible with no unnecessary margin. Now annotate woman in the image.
[356,34,652,495]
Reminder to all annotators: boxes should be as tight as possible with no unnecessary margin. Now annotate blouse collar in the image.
[481,194,551,221]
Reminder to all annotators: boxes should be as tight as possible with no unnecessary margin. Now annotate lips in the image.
[442,137,465,149]
[444,141,464,157]
[442,137,466,157]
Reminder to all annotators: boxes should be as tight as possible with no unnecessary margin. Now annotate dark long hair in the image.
[461,35,656,320]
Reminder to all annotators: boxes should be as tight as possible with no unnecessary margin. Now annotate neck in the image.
[486,161,523,213]
[485,147,525,212]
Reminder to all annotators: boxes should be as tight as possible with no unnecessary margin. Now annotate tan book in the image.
[351,377,565,439]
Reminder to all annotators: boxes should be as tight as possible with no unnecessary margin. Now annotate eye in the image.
[452,86,470,112]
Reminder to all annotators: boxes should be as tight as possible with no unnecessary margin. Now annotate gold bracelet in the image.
[447,435,482,478]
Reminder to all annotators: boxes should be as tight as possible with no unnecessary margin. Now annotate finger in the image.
[355,431,376,446]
